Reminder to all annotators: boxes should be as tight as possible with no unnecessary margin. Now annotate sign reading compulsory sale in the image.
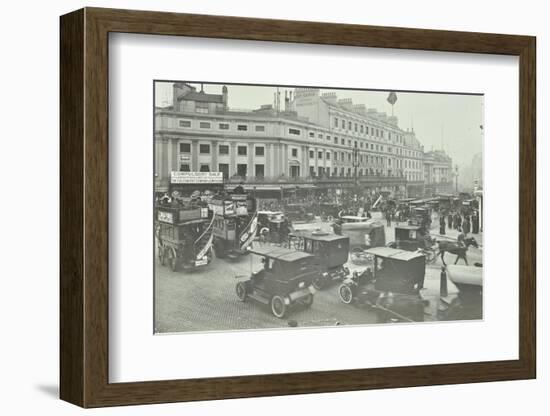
[171,171,224,184]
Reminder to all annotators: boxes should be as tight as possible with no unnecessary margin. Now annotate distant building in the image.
[155,84,452,199]
[423,149,454,195]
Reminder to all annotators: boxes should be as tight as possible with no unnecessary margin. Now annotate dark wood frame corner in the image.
[60,7,536,408]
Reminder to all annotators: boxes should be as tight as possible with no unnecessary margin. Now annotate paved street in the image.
[154,212,483,333]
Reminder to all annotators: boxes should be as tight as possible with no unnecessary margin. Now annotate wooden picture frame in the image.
[60,7,536,408]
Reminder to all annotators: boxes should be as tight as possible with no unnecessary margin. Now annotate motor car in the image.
[235,246,318,318]
[338,246,427,322]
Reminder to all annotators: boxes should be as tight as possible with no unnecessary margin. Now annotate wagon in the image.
[155,204,214,271]
[338,247,427,322]
[235,246,318,318]
[388,224,436,263]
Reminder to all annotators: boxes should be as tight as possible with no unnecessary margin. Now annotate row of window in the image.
[177,119,420,157]
[179,119,266,133]
[180,142,421,168]
[332,116,404,144]
[180,143,266,156]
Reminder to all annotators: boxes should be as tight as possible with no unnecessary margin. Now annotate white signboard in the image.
[171,171,223,184]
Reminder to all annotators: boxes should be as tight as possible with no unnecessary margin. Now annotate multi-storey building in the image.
[423,149,454,195]
[155,83,452,198]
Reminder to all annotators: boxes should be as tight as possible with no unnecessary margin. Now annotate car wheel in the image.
[299,293,314,308]
[270,295,287,318]
[339,284,354,304]
[312,276,325,290]
[236,282,247,302]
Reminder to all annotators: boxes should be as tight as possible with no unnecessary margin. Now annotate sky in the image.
[155,81,483,170]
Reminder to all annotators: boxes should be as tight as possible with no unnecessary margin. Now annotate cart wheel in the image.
[339,284,354,304]
[312,276,326,291]
[270,295,287,318]
[236,282,248,302]
[299,293,314,308]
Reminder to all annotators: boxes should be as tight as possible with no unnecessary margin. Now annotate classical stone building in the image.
[155,83,452,198]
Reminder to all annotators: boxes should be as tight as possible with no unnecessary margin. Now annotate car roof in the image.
[248,246,314,262]
[364,246,425,261]
[297,231,349,242]
[395,224,422,230]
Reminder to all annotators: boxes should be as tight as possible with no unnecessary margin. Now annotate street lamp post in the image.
[455,164,459,193]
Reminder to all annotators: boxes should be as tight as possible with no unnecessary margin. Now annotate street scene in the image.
[154,82,484,333]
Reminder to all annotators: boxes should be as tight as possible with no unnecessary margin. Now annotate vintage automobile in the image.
[333,217,386,253]
[439,264,483,321]
[338,247,427,322]
[288,230,350,290]
[235,246,318,318]
[257,210,289,244]
[388,224,436,263]
[284,203,315,223]
[209,192,258,259]
[155,203,214,272]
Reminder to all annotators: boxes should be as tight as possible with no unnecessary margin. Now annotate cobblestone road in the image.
[154,212,483,333]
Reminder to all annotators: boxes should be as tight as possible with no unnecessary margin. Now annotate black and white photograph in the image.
[153,81,484,333]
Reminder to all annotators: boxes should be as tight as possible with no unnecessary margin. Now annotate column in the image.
[283,143,289,176]
[274,142,280,176]
[278,143,284,175]
[229,142,237,176]
[302,145,308,178]
[191,139,199,172]
[159,136,169,181]
[248,143,254,178]
[169,138,178,174]
[211,140,218,172]
[266,143,272,177]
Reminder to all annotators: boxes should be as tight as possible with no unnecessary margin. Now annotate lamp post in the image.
[455,164,459,193]
[352,146,361,206]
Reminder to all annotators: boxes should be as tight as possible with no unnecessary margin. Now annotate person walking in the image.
[385,208,392,227]
[439,215,446,235]
[462,215,471,236]
[472,211,480,234]
[447,211,453,229]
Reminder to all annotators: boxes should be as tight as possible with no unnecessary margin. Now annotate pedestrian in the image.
[462,215,471,236]
[472,211,480,234]
[439,215,446,235]
[456,214,462,231]
[385,208,392,227]
[447,212,453,229]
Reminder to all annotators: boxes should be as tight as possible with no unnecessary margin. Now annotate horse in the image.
[437,237,479,265]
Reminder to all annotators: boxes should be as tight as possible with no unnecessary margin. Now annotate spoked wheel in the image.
[270,295,287,318]
[236,282,248,302]
[298,293,314,308]
[339,284,354,304]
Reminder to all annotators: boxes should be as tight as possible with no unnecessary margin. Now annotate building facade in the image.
[155,84,453,198]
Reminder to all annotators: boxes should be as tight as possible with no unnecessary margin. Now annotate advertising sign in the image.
[171,171,223,184]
